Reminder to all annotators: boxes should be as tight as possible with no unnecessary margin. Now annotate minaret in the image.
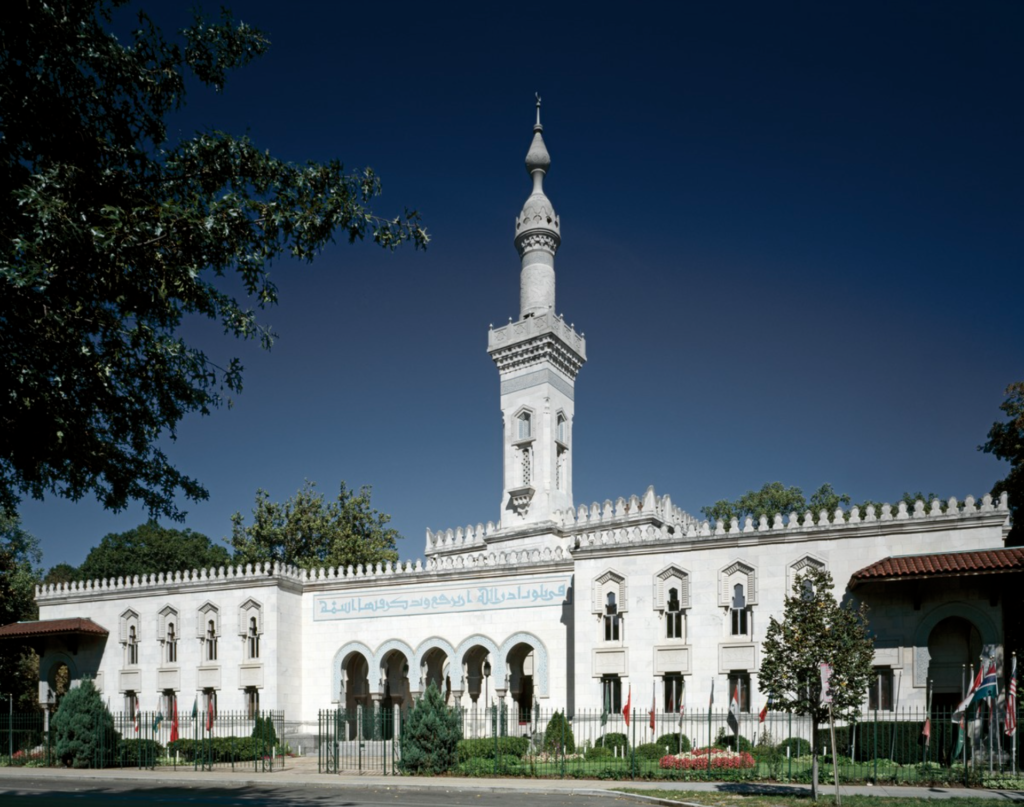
[487,99,587,528]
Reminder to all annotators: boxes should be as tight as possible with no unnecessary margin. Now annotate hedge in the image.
[167,737,265,762]
[457,736,530,762]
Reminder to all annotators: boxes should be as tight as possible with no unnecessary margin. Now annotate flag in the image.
[133,696,140,733]
[918,717,930,748]
[951,720,964,760]
[1006,655,1017,737]
[759,695,772,724]
[708,678,714,709]
[727,685,740,734]
[191,697,198,720]
[819,662,833,705]
[649,685,656,732]
[976,661,997,704]
[600,687,609,727]
[623,685,631,728]
[678,684,685,729]
[206,696,215,732]
[170,698,179,743]
[152,712,163,733]
[952,665,983,724]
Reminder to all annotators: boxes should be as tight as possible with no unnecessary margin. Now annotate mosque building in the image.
[5,106,1016,743]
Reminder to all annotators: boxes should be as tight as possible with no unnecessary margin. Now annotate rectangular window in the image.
[246,687,260,719]
[666,610,683,640]
[162,689,175,716]
[166,624,177,664]
[868,667,894,711]
[204,688,217,723]
[731,607,749,636]
[663,674,685,713]
[728,671,751,712]
[125,691,136,715]
[206,621,218,662]
[601,675,622,714]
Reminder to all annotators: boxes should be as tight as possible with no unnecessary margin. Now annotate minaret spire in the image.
[516,98,559,319]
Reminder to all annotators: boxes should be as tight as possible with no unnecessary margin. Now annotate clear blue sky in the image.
[19,0,1024,569]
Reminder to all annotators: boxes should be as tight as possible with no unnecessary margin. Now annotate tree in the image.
[981,380,1023,547]
[77,521,231,580]
[0,0,427,522]
[0,512,43,709]
[701,482,851,525]
[758,567,874,800]
[399,680,462,774]
[229,480,400,570]
[51,677,116,768]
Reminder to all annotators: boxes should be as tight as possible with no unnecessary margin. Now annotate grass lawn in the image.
[612,793,1021,807]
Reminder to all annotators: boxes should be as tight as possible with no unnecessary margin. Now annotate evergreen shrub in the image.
[655,732,691,753]
[715,732,754,752]
[457,736,529,761]
[117,738,164,764]
[585,745,613,760]
[635,742,666,760]
[543,710,575,754]
[51,678,117,768]
[399,681,461,774]
[597,732,628,752]
[779,736,811,757]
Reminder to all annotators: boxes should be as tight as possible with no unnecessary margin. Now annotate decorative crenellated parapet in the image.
[553,486,701,536]
[571,492,1010,553]
[35,560,306,601]
[424,521,496,556]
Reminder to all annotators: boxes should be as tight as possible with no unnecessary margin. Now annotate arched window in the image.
[517,411,532,440]
[248,616,260,660]
[666,587,683,639]
[206,620,218,661]
[556,414,567,444]
[127,625,139,665]
[166,622,177,663]
[604,592,620,642]
[731,584,748,636]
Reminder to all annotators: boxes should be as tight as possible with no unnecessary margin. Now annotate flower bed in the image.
[660,746,756,770]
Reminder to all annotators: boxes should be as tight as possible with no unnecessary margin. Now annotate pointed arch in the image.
[452,634,501,692]
[499,631,550,698]
[412,637,457,688]
[331,641,374,703]
[653,564,690,611]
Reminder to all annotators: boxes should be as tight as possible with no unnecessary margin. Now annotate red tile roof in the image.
[0,618,108,639]
[851,547,1024,586]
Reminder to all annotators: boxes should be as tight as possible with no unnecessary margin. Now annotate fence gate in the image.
[318,706,399,774]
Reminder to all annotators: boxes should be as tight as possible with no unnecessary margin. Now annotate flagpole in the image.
[1012,653,1018,777]
[890,669,901,760]
[707,677,714,777]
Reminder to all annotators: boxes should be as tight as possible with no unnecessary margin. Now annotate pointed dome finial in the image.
[525,95,551,176]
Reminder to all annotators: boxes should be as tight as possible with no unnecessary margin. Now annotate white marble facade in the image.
[33,109,1012,734]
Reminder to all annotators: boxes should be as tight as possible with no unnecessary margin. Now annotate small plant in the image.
[715,727,753,752]
[778,736,811,757]
[655,732,691,753]
[597,732,628,752]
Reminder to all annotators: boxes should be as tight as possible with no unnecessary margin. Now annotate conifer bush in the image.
[51,678,116,768]
[655,732,691,753]
[542,710,575,754]
[399,680,462,774]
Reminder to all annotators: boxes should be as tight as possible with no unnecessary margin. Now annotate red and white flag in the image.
[1006,654,1017,737]
[169,697,179,743]
[759,695,772,724]
[133,696,140,733]
[649,685,656,732]
[206,696,215,732]
[622,685,632,728]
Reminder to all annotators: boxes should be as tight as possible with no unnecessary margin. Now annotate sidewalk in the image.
[1,762,1022,802]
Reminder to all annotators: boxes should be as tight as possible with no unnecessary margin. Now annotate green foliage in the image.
[981,380,1023,546]
[251,714,278,752]
[759,566,874,798]
[635,742,667,760]
[585,744,614,760]
[0,513,42,709]
[457,736,530,761]
[0,0,427,521]
[51,678,116,768]
[168,736,264,763]
[542,709,576,754]
[230,480,400,570]
[117,738,163,764]
[778,736,811,757]
[457,755,523,776]
[77,521,230,580]
[598,732,629,752]
[701,482,851,525]
[715,731,754,752]
[399,680,462,774]
[655,732,691,753]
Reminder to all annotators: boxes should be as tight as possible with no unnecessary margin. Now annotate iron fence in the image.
[1,709,286,770]
[317,706,398,774]
[314,702,1021,782]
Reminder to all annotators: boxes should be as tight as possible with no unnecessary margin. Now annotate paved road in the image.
[0,774,625,807]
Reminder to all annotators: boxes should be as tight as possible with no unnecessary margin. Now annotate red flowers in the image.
[659,746,756,770]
